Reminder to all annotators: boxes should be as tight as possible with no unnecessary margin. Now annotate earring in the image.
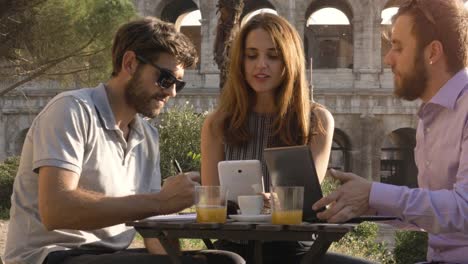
[429,61,433,65]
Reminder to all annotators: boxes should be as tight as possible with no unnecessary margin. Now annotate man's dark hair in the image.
[393,0,468,74]
[111,17,198,76]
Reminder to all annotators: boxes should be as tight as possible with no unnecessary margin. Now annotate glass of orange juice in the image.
[195,186,228,223]
[271,186,304,225]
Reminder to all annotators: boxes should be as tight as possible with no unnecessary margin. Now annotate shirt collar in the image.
[429,68,468,110]
[91,83,144,138]
[92,83,118,131]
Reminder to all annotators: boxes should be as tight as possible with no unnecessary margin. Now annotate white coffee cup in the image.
[238,195,263,215]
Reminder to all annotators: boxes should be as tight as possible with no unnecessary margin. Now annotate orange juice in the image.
[272,210,303,224]
[196,205,227,223]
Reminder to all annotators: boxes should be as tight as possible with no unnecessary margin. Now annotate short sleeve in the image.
[32,96,90,175]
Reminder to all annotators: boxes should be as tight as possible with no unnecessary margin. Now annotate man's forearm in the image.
[40,188,165,230]
[370,182,467,234]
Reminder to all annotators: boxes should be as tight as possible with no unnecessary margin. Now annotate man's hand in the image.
[157,172,200,214]
[312,169,372,223]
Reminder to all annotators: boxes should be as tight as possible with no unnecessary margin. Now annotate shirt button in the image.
[425,161,430,166]
[425,127,430,133]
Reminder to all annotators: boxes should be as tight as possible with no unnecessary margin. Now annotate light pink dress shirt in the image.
[369,68,468,264]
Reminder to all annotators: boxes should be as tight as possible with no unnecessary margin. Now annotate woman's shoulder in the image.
[204,110,227,125]
[312,103,333,118]
[203,110,228,137]
[310,103,334,129]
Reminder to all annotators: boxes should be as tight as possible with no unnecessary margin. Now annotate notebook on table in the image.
[264,145,397,223]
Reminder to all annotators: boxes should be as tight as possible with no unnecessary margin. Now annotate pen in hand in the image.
[172,159,201,183]
[172,159,183,174]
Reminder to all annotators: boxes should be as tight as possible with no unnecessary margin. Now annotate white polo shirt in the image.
[4,84,162,264]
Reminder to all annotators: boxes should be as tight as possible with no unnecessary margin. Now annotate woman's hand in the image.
[260,192,271,214]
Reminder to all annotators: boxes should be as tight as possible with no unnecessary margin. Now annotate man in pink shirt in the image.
[313,0,468,263]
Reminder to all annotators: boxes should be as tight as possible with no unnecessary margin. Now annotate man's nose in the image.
[164,84,177,97]
[383,51,392,66]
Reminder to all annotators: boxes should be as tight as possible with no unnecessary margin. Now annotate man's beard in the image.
[124,68,167,118]
[393,51,428,101]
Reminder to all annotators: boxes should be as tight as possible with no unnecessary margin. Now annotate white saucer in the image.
[229,214,271,222]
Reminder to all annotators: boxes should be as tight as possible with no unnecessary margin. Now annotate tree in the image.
[214,0,244,89]
[0,0,137,96]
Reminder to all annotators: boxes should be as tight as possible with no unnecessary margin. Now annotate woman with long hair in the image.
[202,12,333,187]
[200,13,334,263]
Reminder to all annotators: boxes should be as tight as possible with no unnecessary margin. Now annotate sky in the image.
[182,2,468,26]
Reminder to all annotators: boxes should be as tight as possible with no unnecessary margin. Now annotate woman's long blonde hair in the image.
[214,13,322,146]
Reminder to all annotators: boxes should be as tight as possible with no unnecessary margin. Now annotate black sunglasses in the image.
[135,55,186,92]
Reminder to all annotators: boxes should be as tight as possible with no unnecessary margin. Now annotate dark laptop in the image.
[264,145,397,223]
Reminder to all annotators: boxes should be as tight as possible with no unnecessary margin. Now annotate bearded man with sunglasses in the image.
[4,17,244,264]
[313,0,468,263]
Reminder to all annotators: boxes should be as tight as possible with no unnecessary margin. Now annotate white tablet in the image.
[218,160,264,202]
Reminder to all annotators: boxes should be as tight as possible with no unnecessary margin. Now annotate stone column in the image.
[199,0,218,74]
[372,16,383,71]
[352,16,365,70]
[0,111,6,161]
[295,18,306,45]
[357,113,385,181]
[352,14,380,88]
[198,0,220,89]
[132,0,160,17]
[199,18,218,73]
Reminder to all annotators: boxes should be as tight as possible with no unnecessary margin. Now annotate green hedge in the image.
[0,156,19,219]
[155,104,206,179]
[322,174,428,263]
[330,222,395,263]
[393,231,427,264]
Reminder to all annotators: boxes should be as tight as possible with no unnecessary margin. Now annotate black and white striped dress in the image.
[224,112,284,192]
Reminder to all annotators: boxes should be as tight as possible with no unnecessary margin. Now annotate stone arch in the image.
[155,0,201,69]
[304,0,354,69]
[5,114,34,157]
[380,127,418,187]
[304,0,354,22]
[13,128,29,156]
[241,0,277,21]
[379,0,405,12]
[178,10,202,69]
[379,0,404,69]
[132,0,159,17]
[330,128,352,171]
[157,0,199,24]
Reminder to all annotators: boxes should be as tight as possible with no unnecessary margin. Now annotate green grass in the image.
[133,233,208,251]
[180,239,207,250]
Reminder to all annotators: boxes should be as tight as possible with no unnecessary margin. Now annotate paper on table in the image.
[144,213,196,222]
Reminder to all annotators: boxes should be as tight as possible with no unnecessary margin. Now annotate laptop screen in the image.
[264,145,398,223]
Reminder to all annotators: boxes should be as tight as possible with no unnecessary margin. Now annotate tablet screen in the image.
[264,145,324,222]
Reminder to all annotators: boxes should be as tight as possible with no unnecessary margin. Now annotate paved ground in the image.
[0,220,7,261]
